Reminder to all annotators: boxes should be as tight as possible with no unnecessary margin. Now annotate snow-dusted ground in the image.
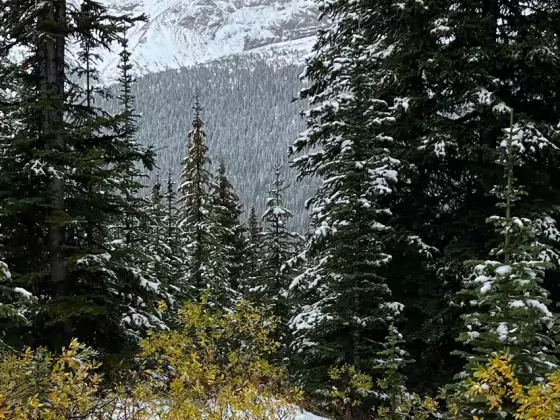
[295,410,328,420]
[104,407,328,419]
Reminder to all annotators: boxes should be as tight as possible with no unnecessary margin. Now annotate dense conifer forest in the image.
[102,58,315,230]
[1,0,560,419]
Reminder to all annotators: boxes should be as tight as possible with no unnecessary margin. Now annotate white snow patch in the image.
[14,287,33,299]
[497,322,509,342]
[495,265,512,276]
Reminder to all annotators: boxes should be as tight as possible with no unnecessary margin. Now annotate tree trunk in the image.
[42,0,69,343]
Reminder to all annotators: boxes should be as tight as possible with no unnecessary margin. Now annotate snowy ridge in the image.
[98,0,318,80]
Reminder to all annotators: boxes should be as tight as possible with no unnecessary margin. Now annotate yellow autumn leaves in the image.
[3,299,559,420]
[324,353,560,419]
[138,299,302,419]
[0,340,101,419]
[0,300,301,420]
[465,353,560,420]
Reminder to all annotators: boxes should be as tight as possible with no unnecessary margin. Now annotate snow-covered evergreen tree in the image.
[103,31,171,345]
[243,206,263,295]
[396,0,560,391]
[325,0,560,393]
[372,325,414,420]
[177,98,215,301]
[288,0,406,409]
[456,112,559,407]
[256,163,301,344]
[209,161,246,288]
[141,181,180,297]
[162,171,184,293]
[206,161,243,308]
[0,2,169,354]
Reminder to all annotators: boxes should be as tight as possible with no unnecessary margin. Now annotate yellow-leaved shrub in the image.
[137,298,302,419]
[0,299,302,419]
[0,339,101,419]
[459,353,560,420]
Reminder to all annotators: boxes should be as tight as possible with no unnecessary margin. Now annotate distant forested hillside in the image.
[104,57,313,230]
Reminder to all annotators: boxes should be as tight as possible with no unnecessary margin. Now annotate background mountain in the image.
[100,0,320,230]
[100,0,318,78]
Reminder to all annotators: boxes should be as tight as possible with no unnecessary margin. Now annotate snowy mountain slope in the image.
[99,0,318,79]
[102,55,315,230]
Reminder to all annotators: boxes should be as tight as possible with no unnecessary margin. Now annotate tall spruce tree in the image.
[208,160,246,296]
[288,1,410,412]
[0,0,168,355]
[162,171,184,295]
[139,181,180,299]
[243,206,263,295]
[104,29,171,347]
[454,112,559,417]
[113,27,142,245]
[177,98,215,301]
[306,0,560,395]
[258,163,301,345]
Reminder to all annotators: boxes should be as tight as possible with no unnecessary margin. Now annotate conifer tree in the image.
[385,0,560,391]
[243,206,263,296]
[164,171,182,254]
[257,163,301,344]
[0,0,168,354]
[455,112,559,416]
[162,171,184,293]
[103,29,171,346]
[177,98,215,301]
[374,326,414,420]
[208,160,246,295]
[113,27,142,244]
[288,1,409,410]
[132,181,181,306]
[298,0,560,394]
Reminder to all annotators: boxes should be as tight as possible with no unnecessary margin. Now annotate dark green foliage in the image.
[243,206,263,291]
[177,98,224,304]
[452,112,559,417]
[287,2,412,412]
[291,0,560,397]
[208,161,246,293]
[0,0,167,356]
[256,163,301,346]
[385,0,560,393]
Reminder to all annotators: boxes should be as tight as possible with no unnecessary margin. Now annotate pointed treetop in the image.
[272,161,288,189]
[218,160,226,177]
[166,170,174,194]
[274,161,283,176]
[249,206,258,222]
[192,96,203,130]
[151,171,162,201]
[151,182,162,201]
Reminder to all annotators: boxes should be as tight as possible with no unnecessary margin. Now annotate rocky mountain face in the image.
[99,0,318,79]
